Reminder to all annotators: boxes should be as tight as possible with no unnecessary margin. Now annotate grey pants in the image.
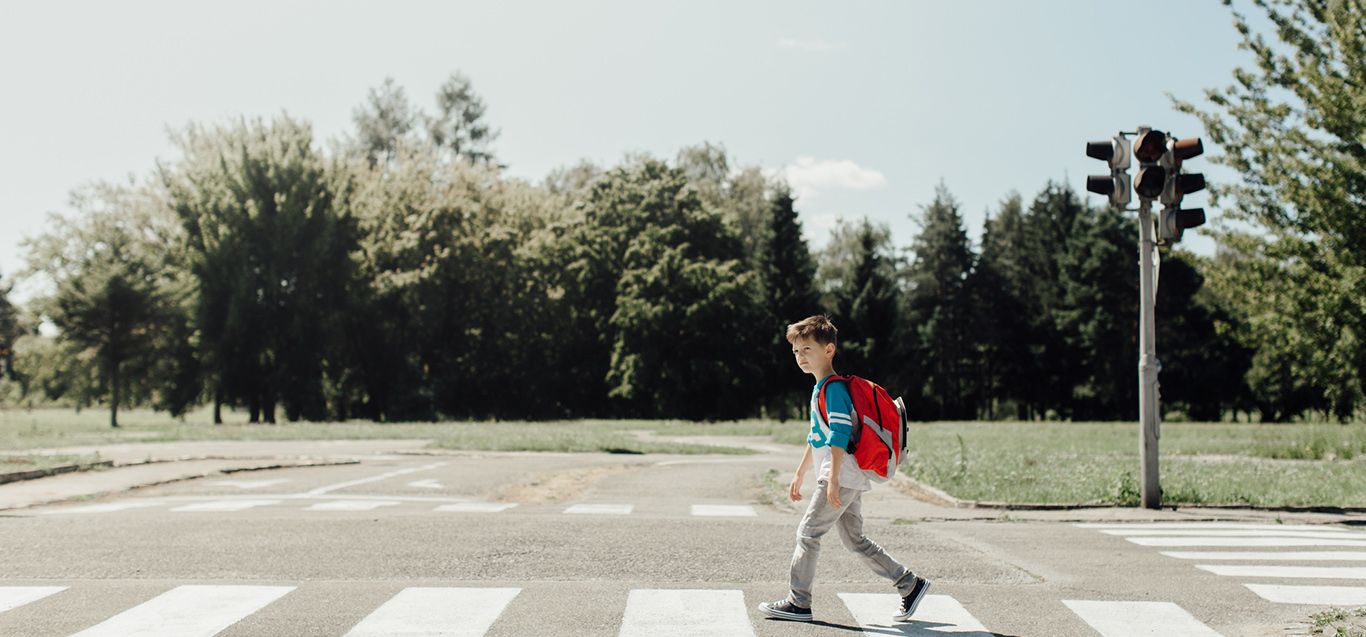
[788,479,916,608]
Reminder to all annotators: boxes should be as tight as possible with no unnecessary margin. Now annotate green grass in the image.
[1312,607,1366,637]
[903,421,1366,507]
[0,407,754,456]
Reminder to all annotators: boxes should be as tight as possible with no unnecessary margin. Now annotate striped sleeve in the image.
[823,381,855,450]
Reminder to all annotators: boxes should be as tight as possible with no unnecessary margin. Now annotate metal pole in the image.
[1137,199,1161,509]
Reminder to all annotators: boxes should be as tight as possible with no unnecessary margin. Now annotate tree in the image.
[970,193,1036,419]
[163,116,355,423]
[0,272,20,382]
[831,218,900,384]
[1174,0,1365,421]
[555,158,768,418]
[352,77,418,167]
[427,72,500,166]
[22,186,173,427]
[904,184,977,419]
[757,185,822,415]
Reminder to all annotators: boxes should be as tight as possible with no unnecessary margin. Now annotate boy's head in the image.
[786,315,837,375]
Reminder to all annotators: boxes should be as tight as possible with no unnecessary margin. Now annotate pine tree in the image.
[905,184,977,419]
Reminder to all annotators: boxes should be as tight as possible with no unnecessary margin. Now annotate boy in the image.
[758,315,930,623]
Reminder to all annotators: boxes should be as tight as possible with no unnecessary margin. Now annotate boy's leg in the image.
[787,479,848,608]
[835,488,919,596]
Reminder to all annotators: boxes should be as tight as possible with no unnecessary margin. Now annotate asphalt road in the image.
[0,447,1356,636]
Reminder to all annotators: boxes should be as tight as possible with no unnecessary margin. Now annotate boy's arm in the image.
[789,444,814,501]
[824,382,856,508]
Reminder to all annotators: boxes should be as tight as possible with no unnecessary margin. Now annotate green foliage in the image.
[1175,0,1366,421]
[904,185,977,419]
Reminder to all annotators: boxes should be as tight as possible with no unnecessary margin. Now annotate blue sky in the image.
[0,1,1261,300]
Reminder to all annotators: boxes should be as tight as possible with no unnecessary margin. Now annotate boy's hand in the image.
[827,478,843,508]
[788,475,804,502]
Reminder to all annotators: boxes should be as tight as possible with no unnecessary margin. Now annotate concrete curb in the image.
[892,472,1366,516]
[0,457,360,512]
[0,460,115,485]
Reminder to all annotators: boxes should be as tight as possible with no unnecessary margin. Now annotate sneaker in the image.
[893,576,931,622]
[758,598,813,622]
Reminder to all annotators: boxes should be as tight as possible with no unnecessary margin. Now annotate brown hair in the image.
[785,314,838,345]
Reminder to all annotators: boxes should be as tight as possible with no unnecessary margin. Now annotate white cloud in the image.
[766,157,887,199]
[777,38,847,52]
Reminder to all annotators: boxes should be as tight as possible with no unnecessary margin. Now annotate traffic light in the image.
[1156,136,1207,244]
[1132,129,1168,200]
[1085,135,1132,207]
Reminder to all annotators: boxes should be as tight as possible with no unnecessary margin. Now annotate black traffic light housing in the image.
[1157,135,1207,244]
[1084,135,1132,207]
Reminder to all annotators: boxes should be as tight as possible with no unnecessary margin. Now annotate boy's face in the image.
[790,336,835,374]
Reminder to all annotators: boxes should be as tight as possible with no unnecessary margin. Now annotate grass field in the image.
[3,406,1364,507]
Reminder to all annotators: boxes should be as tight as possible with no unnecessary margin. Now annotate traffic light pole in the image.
[1136,199,1161,509]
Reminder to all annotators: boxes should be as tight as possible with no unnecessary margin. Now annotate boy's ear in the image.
[825,342,836,357]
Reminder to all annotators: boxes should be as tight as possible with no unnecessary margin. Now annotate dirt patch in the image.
[495,464,638,504]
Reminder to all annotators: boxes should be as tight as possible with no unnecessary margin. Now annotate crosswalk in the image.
[34,498,760,518]
[1078,522,1366,606]
[0,583,1231,636]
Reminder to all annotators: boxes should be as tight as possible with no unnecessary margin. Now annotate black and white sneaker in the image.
[758,598,813,622]
[893,576,931,622]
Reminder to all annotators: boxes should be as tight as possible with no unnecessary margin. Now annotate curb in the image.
[891,473,1366,517]
[0,461,115,485]
[0,458,361,512]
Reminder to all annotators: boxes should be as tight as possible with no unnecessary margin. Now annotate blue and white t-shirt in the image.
[808,375,871,491]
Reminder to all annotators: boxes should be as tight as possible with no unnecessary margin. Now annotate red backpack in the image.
[817,375,909,482]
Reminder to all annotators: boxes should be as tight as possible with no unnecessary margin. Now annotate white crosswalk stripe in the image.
[690,504,756,517]
[171,499,282,512]
[1162,550,1366,561]
[1062,600,1221,637]
[1196,564,1366,580]
[344,587,521,636]
[0,586,66,615]
[435,502,518,513]
[0,582,1254,635]
[565,503,634,515]
[619,589,754,637]
[1245,584,1366,605]
[840,592,991,635]
[67,585,294,637]
[306,500,400,511]
[1080,522,1366,606]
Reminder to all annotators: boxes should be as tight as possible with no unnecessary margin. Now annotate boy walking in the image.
[759,315,930,623]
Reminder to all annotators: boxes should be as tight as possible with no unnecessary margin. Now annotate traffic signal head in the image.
[1157,207,1206,244]
[1084,134,1132,208]
[1132,129,1168,200]
[1159,136,1207,206]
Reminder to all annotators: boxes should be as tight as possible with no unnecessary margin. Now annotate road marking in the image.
[1077,522,1350,532]
[1062,600,1221,637]
[344,587,520,636]
[39,501,164,515]
[1101,529,1366,540]
[69,585,293,637]
[435,502,518,513]
[690,504,756,517]
[619,589,754,637]
[211,479,290,489]
[1125,536,1366,548]
[1245,584,1366,605]
[305,461,447,495]
[1162,551,1366,561]
[408,479,443,489]
[1197,564,1366,580]
[565,504,633,515]
[171,499,281,512]
[0,586,66,614]
[839,592,989,634]
[307,500,401,511]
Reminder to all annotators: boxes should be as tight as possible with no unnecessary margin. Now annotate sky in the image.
[0,0,1264,302]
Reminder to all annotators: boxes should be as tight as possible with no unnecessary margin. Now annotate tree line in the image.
[0,1,1361,425]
